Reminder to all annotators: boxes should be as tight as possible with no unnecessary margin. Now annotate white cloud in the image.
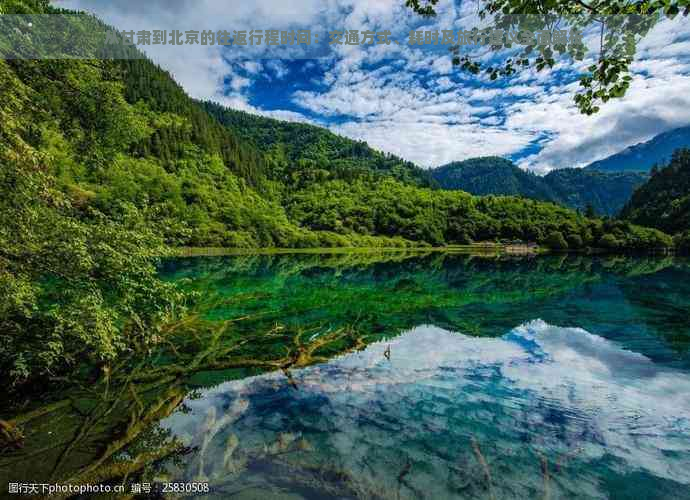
[241,61,263,74]
[265,59,289,79]
[228,75,250,91]
[509,64,690,172]
[334,119,531,167]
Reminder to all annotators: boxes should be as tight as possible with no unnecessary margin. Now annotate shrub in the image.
[599,233,621,249]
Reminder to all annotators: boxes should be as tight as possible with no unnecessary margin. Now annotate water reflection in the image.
[160,320,690,499]
[2,254,690,498]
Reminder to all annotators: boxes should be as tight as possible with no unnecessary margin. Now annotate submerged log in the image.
[0,420,24,449]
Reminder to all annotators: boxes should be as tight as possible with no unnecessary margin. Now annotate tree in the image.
[567,233,584,249]
[674,230,690,254]
[0,152,184,387]
[405,0,439,17]
[406,0,689,114]
[545,230,569,250]
[620,148,690,234]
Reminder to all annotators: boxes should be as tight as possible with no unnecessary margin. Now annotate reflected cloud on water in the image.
[161,320,690,499]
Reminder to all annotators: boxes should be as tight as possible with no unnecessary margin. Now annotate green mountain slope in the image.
[431,157,648,215]
[544,168,648,215]
[285,176,671,251]
[0,0,673,253]
[4,56,310,247]
[119,60,268,186]
[621,149,690,236]
[431,157,556,199]
[2,50,670,252]
[200,102,434,187]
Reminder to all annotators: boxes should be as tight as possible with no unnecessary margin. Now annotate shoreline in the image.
[169,245,679,258]
[171,243,545,257]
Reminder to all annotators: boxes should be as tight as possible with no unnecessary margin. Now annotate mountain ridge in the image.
[585,125,690,173]
[431,157,648,215]
[0,0,673,252]
[199,101,435,187]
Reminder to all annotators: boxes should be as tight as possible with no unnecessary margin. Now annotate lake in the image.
[2,252,690,499]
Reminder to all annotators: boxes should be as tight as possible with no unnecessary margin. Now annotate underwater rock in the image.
[297,437,314,452]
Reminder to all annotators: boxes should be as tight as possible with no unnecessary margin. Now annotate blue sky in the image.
[56,0,690,173]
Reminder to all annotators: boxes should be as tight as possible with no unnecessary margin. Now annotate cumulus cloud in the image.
[291,4,690,171]
[334,119,531,167]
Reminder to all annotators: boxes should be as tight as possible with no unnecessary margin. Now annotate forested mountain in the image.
[431,157,556,200]
[200,102,434,187]
[0,1,670,251]
[120,60,267,186]
[3,44,667,253]
[544,168,648,215]
[5,57,309,247]
[585,125,690,173]
[284,176,673,251]
[431,157,647,215]
[621,149,690,241]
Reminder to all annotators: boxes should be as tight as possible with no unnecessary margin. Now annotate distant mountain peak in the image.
[585,125,690,173]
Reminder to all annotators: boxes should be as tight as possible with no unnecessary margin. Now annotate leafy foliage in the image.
[286,176,672,249]
[545,231,569,250]
[0,60,183,385]
[406,0,689,114]
[405,0,439,17]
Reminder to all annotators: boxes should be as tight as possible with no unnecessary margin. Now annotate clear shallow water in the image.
[154,254,690,499]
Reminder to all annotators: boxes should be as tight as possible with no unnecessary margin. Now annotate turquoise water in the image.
[155,254,690,499]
